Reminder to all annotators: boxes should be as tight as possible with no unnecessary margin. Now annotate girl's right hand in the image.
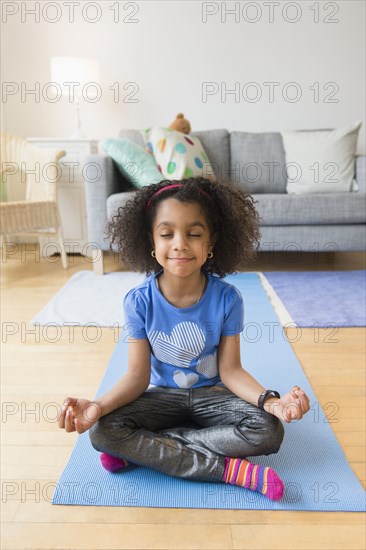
[58,397,102,434]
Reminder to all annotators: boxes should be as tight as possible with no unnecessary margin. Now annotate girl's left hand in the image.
[268,386,310,423]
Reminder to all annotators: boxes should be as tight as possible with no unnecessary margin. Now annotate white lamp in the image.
[50,57,100,139]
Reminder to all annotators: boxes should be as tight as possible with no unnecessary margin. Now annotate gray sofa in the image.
[84,129,366,253]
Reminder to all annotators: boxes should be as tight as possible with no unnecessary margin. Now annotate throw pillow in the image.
[281,121,362,194]
[140,127,216,181]
[100,138,163,189]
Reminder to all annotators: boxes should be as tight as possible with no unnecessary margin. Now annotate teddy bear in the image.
[145,113,192,157]
[168,113,191,134]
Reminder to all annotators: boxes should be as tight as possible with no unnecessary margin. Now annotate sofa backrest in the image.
[356,155,366,193]
[118,128,287,190]
[190,130,230,183]
[118,129,145,149]
[230,132,287,194]
[117,128,363,194]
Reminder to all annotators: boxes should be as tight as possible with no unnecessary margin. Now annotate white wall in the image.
[2,0,365,152]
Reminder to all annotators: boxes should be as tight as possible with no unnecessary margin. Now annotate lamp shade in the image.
[50,57,100,98]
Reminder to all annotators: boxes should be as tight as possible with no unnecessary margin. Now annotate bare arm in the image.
[218,335,274,411]
[95,337,151,417]
[218,335,310,422]
[59,337,151,433]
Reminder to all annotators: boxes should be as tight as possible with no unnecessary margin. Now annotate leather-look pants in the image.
[89,386,285,483]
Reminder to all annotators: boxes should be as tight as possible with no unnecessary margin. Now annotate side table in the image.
[27,138,99,255]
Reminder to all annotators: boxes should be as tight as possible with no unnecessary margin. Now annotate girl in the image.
[59,177,310,502]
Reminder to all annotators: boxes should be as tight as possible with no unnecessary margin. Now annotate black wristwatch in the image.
[258,390,281,410]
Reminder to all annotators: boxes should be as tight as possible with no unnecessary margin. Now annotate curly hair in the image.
[106,177,261,277]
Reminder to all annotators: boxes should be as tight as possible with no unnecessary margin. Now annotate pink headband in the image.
[145,183,214,211]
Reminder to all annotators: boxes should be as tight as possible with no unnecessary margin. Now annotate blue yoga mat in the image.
[53,273,365,511]
[264,270,366,328]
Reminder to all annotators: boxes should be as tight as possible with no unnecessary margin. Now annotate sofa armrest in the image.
[84,154,134,250]
[84,154,118,250]
[355,155,366,193]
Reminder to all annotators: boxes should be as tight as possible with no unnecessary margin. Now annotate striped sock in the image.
[222,457,284,501]
[100,453,129,473]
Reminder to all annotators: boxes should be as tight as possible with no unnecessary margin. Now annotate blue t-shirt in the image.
[123,270,244,389]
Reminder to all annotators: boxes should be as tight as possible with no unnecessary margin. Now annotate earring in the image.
[151,250,156,258]
[207,251,213,259]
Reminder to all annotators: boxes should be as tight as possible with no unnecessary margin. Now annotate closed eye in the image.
[160,234,202,238]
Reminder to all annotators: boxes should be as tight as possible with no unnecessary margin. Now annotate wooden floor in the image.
[1,248,365,550]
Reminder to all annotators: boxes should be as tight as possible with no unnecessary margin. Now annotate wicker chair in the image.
[0,132,68,268]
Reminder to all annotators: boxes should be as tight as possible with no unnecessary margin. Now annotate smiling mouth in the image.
[169,258,193,261]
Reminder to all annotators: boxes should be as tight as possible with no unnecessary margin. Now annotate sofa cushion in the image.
[230,132,287,193]
[100,138,162,189]
[258,225,366,252]
[252,193,366,225]
[281,121,362,194]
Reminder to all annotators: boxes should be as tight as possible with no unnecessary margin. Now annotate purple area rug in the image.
[263,270,366,328]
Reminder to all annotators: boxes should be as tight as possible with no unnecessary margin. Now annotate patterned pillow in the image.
[140,127,216,181]
[100,138,163,189]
